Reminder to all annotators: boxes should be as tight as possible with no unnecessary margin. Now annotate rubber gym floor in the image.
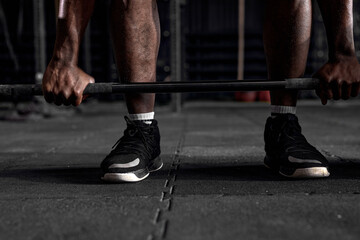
[0,100,360,240]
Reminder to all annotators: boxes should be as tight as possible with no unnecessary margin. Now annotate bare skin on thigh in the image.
[110,0,160,114]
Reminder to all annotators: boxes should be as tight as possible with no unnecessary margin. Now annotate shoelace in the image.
[276,117,316,153]
[110,117,156,160]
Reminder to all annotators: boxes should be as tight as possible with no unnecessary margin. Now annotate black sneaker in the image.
[101,117,162,182]
[264,114,330,178]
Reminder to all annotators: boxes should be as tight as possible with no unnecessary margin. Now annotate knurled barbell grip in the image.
[285,78,320,90]
[85,78,320,93]
[0,78,320,98]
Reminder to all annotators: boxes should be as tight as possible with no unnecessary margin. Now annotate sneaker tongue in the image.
[124,117,149,126]
[269,114,299,131]
[133,119,153,126]
[285,113,297,120]
[140,120,153,125]
[273,113,297,122]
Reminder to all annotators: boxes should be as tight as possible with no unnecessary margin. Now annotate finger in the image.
[82,94,90,101]
[330,81,341,100]
[44,92,54,103]
[42,86,54,103]
[73,77,94,106]
[73,85,85,106]
[341,83,351,100]
[61,92,72,106]
[82,78,94,101]
[326,87,333,100]
[321,97,327,105]
[351,83,360,97]
[54,96,63,106]
[73,92,83,107]
[322,81,333,101]
[316,88,327,105]
[315,77,328,105]
[53,90,63,106]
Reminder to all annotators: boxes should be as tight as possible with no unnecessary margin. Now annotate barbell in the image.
[0,78,319,99]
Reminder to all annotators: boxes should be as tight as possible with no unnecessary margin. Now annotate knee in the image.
[265,0,311,10]
[113,0,155,9]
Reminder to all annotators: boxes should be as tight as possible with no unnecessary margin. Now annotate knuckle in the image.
[53,89,60,96]
[89,77,95,84]
[320,74,330,82]
[62,91,71,100]
[43,85,52,93]
[74,89,82,97]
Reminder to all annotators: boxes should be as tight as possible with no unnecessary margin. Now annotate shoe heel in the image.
[149,156,163,172]
[264,155,279,171]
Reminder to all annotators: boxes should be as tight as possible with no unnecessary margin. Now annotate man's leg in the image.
[110,0,160,113]
[264,0,311,106]
[263,0,329,178]
[100,0,162,182]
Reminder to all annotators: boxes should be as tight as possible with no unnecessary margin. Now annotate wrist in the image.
[50,54,77,68]
[52,21,80,64]
[328,41,356,62]
[52,33,79,64]
[52,43,79,65]
[329,50,356,62]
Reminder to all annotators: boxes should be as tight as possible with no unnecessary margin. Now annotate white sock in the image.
[270,105,296,117]
[128,112,155,125]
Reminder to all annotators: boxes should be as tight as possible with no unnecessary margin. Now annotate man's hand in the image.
[42,60,95,106]
[314,56,360,105]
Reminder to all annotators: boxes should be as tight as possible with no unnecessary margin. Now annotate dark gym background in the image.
[1,2,360,239]
[1,0,360,103]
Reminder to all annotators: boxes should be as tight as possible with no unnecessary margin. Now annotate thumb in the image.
[83,77,95,100]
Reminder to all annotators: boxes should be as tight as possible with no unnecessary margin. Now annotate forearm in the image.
[52,0,95,64]
[317,0,355,60]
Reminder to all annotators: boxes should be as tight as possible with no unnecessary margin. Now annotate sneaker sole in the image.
[102,172,150,182]
[280,167,330,178]
[102,157,163,183]
[264,157,330,179]
[148,157,163,172]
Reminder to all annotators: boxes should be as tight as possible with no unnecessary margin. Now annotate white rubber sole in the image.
[102,172,150,182]
[149,162,163,172]
[102,162,164,183]
[280,167,330,178]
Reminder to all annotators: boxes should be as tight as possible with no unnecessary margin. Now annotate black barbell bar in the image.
[0,78,319,98]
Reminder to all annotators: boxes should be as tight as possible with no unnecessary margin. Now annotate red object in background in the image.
[257,91,271,102]
[235,92,257,102]
[235,91,270,102]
